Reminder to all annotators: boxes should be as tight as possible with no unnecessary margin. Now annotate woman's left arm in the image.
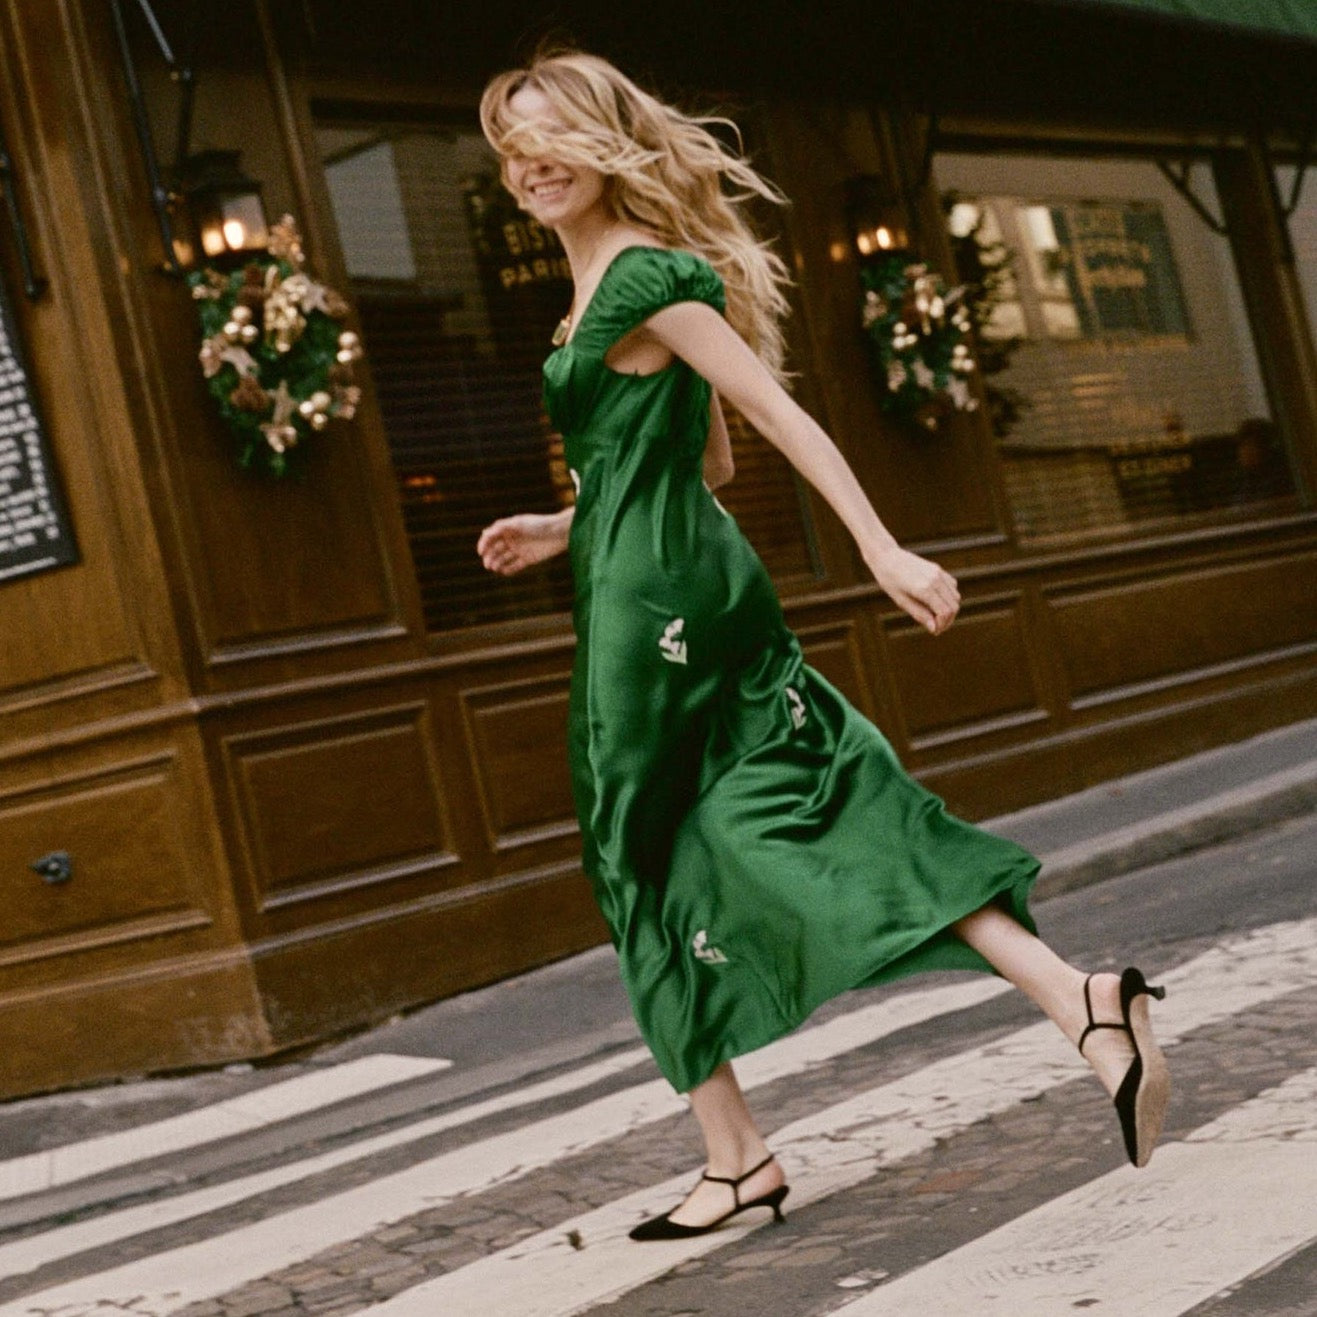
[644,301,960,635]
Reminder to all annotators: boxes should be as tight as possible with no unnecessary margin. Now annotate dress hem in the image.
[664,855,1041,1095]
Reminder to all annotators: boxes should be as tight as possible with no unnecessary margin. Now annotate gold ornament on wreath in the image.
[859,252,978,433]
[188,215,363,476]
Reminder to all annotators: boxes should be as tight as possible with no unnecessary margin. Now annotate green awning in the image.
[1066,0,1317,45]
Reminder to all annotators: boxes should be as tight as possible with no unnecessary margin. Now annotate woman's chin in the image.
[523,200,566,226]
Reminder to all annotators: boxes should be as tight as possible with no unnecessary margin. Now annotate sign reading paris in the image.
[0,279,77,584]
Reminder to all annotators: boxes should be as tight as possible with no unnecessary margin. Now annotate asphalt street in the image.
[0,809,1312,1315]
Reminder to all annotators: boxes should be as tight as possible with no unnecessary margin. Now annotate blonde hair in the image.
[479,45,796,387]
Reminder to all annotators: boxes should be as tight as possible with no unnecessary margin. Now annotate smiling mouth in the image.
[531,180,571,200]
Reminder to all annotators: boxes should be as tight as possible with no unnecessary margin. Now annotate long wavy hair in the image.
[479,45,796,387]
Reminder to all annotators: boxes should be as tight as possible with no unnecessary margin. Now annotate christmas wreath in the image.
[187,215,363,477]
[860,252,978,433]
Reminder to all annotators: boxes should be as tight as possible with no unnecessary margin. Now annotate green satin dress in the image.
[544,244,1040,1094]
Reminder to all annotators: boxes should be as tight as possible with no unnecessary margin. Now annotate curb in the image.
[1028,760,1317,900]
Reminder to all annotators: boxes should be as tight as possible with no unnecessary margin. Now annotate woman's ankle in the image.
[704,1140,772,1179]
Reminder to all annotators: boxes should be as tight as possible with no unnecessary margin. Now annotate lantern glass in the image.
[179,150,269,263]
[845,174,912,262]
[198,192,269,257]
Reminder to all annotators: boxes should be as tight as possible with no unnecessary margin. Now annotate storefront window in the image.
[1276,163,1317,350]
[314,115,818,634]
[939,153,1299,543]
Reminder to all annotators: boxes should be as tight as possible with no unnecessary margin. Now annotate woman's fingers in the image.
[904,567,959,635]
[925,566,959,633]
[891,583,937,633]
[478,523,525,575]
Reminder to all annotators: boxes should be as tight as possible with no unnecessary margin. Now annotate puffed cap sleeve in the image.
[584,247,726,353]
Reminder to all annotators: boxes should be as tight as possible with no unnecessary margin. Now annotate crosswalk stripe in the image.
[0,977,1012,1297]
[6,917,1313,1317]
[0,1047,648,1282]
[345,918,1317,1317]
[828,1066,1317,1315]
[0,1054,449,1202]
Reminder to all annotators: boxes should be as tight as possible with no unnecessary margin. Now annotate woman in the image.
[476,46,1169,1241]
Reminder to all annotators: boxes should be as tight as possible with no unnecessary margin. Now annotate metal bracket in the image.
[1256,125,1316,266]
[108,0,206,276]
[1154,157,1229,236]
[0,117,48,300]
[1277,119,1315,217]
[1158,125,1314,263]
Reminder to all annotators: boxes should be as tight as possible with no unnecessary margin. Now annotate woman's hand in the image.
[864,543,961,635]
[477,510,571,575]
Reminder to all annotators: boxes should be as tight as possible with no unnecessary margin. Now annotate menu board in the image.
[0,275,77,583]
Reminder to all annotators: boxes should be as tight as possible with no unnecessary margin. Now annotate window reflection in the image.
[314,114,821,633]
[317,121,577,632]
[939,154,1298,542]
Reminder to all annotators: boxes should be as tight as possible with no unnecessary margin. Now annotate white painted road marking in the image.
[830,1066,1317,1316]
[5,916,1314,1317]
[349,919,1317,1317]
[0,1048,648,1282]
[0,1054,449,1202]
[0,978,1010,1292]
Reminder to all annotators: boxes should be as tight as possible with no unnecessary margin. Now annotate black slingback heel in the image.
[1077,966,1170,1168]
[628,1154,789,1241]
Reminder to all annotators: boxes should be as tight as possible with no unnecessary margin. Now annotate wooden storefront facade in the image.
[2,0,1315,1098]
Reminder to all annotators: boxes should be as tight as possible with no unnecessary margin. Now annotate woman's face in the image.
[502,84,606,229]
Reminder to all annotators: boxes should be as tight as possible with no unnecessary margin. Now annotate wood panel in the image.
[796,615,877,716]
[0,944,266,1098]
[762,102,1013,558]
[0,751,211,971]
[918,659,1317,821]
[65,0,424,689]
[1048,549,1317,709]
[223,703,458,922]
[884,592,1051,749]
[0,0,188,747]
[0,719,256,1097]
[460,673,578,854]
[249,857,606,1051]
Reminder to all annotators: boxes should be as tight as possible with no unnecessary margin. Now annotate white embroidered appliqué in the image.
[659,617,688,665]
[785,684,807,730]
[692,930,728,965]
[569,467,581,496]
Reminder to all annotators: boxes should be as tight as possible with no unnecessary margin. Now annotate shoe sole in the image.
[1127,992,1170,1168]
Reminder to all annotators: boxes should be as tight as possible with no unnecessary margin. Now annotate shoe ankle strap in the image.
[1076,973,1130,1056]
[701,1154,776,1208]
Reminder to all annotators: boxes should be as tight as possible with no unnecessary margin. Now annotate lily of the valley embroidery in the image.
[692,929,728,964]
[786,684,807,729]
[659,617,688,665]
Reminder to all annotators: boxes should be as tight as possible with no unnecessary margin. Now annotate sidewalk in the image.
[990,713,1317,898]
[1,716,1313,1230]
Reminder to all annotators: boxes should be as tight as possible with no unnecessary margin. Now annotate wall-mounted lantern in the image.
[844,174,913,263]
[177,149,269,264]
[109,0,270,274]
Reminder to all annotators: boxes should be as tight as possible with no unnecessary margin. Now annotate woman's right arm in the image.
[477,506,573,576]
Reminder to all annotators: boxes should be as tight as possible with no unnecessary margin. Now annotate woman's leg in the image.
[662,902,1150,1228]
[663,1061,785,1227]
[951,901,1138,1097]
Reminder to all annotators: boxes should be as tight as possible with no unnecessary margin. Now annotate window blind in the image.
[315,115,819,633]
